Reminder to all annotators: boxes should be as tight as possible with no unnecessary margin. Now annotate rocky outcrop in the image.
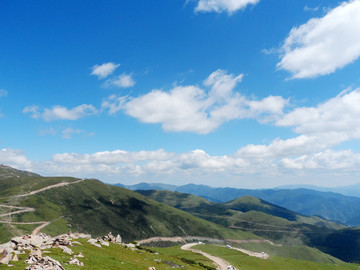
[0,232,122,268]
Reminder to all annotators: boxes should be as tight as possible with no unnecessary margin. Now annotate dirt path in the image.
[0,179,84,235]
[3,179,84,199]
[181,243,231,270]
[228,246,269,259]
[137,236,279,247]
[0,204,35,218]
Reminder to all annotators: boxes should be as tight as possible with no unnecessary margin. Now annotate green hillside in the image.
[0,167,256,244]
[194,244,358,270]
[137,189,356,262]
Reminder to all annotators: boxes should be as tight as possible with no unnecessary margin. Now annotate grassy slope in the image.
[0,176,256,243]
[137,190,344,243]
[0,176,79,197]
[195,245,358,270]
[137,189,357,262]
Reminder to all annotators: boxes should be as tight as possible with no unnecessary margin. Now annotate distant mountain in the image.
[137,189,360,262]
[114,182,178,191]
[277,183,360,198]
[122,182,360,227]
[137,190,344,240]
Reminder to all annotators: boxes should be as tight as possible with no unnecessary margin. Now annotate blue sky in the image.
[1,0,360,188]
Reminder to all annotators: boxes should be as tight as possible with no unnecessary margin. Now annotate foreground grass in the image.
[3,240,214,270]
[195,245,359,270]
[231,241,343,264]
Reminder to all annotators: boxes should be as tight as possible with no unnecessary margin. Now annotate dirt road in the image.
[0,179,84,234]
[181,243,231,270]
[3,179,84,199]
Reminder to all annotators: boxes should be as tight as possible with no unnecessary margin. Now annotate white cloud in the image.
[62,127,83,139]
[236,134,346,159]
[52,149,174,165]
[102,69,287,134]
[23,104,98,121]
[0,89,8,97]
[276,88,360,139]
[235,88,360,160]
[101,94,127,115]
[91,62,120,79]
[3,146,360,187]
[0,149,32,169]
[278,0,360,78]
[195,0,260,14]
[104,73,135,88]
[304,6,319,12]
[279,150,360,170]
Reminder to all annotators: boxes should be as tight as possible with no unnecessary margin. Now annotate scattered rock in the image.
[68,257,84,266]
[87,239,102,248]
[75,252,84,258]
[59,245,73,255]
[26,256,65,270]
[115,234,122,244]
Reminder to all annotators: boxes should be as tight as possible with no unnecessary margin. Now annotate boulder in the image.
[115,234,122,244]
[68,257,84,266]
[0,248,13,265]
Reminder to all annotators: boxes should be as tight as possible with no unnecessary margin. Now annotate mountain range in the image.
[118,182,360,226]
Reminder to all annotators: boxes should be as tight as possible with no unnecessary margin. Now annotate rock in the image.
[115,234,122,244]
[59,245,73,255]
[52,235,71,247]
[125,243,136,249]
[0,248,13,265]
[11,254,18,262]
[100,241,109,247]
[68,257,84,266]
[25,248,42,264]
[26,256,65,270]
[87,239,101,248]
[103,232,116,242]
[75,253,84,258]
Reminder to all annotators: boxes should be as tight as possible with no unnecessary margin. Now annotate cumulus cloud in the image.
[195,0,260,14]
[52,149,174,165]
[102,69,287,134]
[278,0,360,78]
[235,88,360,160]
[91,62,120,79]
[0,89,8,97]
[279,150,360,170]
[0,149,32,169]
[276,88,360,139]
[104,73,135,88]
[3,146,360,187]
[23,104,98,121]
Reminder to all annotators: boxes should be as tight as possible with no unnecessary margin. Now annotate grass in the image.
[195,245,359,270]
[230,241,343,264]
[3,240,215,270]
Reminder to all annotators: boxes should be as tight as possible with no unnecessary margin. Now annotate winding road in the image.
[0,179,84,234]
[181,243,231,270]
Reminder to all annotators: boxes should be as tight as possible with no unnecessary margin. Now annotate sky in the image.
[1,0,360,188]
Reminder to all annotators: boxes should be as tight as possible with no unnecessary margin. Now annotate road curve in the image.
[181,243,231,270]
